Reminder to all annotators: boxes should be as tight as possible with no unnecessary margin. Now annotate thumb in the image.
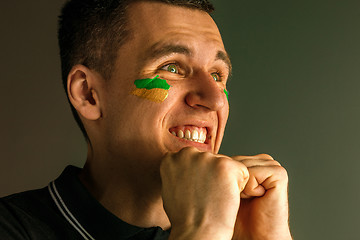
[234,161,250,193]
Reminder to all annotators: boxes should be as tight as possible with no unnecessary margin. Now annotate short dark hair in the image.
[58,0,215,140]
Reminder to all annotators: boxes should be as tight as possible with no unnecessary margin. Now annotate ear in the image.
[67,65,102,121]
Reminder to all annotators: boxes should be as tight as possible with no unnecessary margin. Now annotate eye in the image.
[162,64,179,74]
[211,72,221,82]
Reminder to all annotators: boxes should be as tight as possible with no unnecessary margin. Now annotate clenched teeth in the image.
[171,129,207,143]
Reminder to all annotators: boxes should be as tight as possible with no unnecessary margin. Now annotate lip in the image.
[170,134,212,152]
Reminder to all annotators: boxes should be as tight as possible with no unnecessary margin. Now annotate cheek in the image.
[224,89,229,101]
[131,88,169,103]
[219,96,230,129]
[131,75,171,103]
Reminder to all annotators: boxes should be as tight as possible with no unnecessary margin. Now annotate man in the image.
[0,0,292,239]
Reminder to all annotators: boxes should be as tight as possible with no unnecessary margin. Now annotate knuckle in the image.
[239,163,250,180]
[213,157,249,181]
[214,156,233,175]
[160,151,184,171]
[269,159,282,166]
[256,153,274,160]
[236,165,249,183]
[275,165,288,179]
[178,146,197,155]
[199,151,213,159]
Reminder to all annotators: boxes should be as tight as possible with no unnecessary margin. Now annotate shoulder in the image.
[0,188,47,239]
[0,187,82,240]
[1,187,52,210]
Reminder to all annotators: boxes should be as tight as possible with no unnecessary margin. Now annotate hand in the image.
[232,154,292,240]
[160,147,249,240]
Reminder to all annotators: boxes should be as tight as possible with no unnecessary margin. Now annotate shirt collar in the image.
[48,165,170,239]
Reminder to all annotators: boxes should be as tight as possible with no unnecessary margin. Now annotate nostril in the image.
[185,85,226,111]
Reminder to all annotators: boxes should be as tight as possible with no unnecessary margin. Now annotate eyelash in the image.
[161,63,180,74]
[211,71,226,82]
[160,63,226,82]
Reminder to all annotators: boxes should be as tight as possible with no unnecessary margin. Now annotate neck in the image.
[78,147,170,230]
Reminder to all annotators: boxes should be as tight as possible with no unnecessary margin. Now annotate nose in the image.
[185,72,227,111]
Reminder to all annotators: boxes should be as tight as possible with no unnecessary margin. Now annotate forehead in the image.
[126,1,225,52]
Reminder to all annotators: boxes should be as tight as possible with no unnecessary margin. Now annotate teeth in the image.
[185,129,191,140]
[177,130,184,138]
[199,131,206,142]
[171,128,206,143]
[192,130,199,141]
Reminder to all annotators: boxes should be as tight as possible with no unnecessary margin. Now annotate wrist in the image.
[250,230,293,240]
[169,224,233,240]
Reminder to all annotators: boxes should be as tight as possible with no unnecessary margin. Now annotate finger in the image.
[232,156,281,168]
[238,158,281,168]
[214,154,250,193]
[245,165,288,193]
[254,153,274,160]
[240,174,265,198]
[232,153,275,162]
[229,160,250,193]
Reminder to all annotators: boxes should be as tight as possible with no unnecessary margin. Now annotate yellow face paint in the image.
[131,75,171,103]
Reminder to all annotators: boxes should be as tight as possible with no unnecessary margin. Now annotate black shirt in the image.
[0,166,170,240]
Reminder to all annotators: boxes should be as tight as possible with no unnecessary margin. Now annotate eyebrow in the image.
[143,42,232,75]
[144,43,192,63]
[216,51,232,75]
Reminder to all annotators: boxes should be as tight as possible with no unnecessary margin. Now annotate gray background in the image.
[1,0,359,239]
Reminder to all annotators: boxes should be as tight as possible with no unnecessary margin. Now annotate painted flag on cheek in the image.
[131,75,171,103]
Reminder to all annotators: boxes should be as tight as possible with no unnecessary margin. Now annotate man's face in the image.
[99,2,230,164]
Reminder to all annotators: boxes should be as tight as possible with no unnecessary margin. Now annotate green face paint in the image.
[133,75,171,90]
[131,75,171,103]
[224,89,229,101]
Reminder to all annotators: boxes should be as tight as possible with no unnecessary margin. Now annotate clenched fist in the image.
[161,147,249,240]
[232,154,292,240]
[160,147,292,240]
